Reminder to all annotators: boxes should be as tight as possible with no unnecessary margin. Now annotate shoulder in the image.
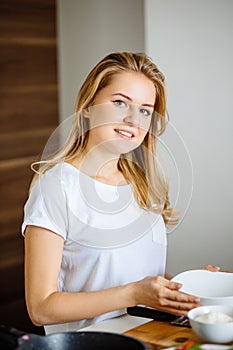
[43,162,77,180]
[23,163,71,238]
[36,162,79,190]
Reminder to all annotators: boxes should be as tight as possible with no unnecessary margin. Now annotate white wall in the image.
[145,0,233,274]
[57,0,144,121]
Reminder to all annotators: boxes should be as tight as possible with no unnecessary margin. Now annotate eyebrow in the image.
[111,93,154,108]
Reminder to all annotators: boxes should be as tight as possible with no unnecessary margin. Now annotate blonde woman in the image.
[23,52,206,334]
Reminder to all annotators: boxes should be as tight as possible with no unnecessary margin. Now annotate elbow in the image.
[27,307,44,327]
[26,302,52,327]
[31,318,43,327]
[26,292,62,326]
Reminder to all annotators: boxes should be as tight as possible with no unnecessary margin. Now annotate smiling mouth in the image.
[114,129,134,138]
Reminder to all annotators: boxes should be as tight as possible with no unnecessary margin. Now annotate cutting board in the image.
[124,320,202,349]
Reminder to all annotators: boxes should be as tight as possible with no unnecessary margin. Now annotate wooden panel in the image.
[0,0,58,334]
[0,158,33,238]
[0,0,56,39]
[0,85,58,133]
[0,207,25,239]
[0,238,24,285]
[0,158,33,196]
[0,43,57,87]
[0,127,54,160]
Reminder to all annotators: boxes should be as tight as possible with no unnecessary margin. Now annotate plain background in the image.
[57,0,233,275]
[145,0,233,274]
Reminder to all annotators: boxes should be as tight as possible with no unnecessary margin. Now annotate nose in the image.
[122,104,140,126]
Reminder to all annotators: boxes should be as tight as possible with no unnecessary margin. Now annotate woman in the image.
[22,52,212,334]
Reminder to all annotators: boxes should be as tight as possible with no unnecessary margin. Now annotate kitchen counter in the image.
[78,313,152,333]
[78,314,233,348]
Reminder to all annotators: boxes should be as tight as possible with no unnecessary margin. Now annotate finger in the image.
[150,276,183,290]
[166,280,183,291]
[156,305,193,316]
[169,299,201,311]
[202,264,220,272]
[166,289,200,304]
[158,298,201,315]
[155,299,200,316]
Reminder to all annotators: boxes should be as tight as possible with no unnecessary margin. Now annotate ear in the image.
[83,107,91,119]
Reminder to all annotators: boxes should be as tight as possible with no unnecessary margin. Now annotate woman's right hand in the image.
[132,275,200,316]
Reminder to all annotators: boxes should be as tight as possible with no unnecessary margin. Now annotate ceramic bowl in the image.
[188,305,233,343]
[172,270,233,305]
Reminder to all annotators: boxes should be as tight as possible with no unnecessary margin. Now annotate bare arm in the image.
[25,226,136,326]
[25,226,200,326]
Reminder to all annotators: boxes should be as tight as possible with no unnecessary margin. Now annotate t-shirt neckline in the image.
[62,162,131,189]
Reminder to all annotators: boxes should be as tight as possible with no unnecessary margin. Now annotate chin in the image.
[108,139,140,155]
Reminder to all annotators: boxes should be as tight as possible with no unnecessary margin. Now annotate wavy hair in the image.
[31,52,178,225]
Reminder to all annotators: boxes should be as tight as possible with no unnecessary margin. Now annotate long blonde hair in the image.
[31,52,178,225]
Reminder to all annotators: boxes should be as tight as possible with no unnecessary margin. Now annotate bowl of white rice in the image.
[188,305,233,343]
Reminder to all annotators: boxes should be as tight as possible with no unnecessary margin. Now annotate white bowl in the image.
[188,305,233,343]
[172,270,233,305]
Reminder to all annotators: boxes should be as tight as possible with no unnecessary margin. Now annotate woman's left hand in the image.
[202,264,220,272]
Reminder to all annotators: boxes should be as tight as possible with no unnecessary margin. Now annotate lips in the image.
[114,128,135,138]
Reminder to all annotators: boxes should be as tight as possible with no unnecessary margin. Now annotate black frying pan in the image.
[0,325,148,350]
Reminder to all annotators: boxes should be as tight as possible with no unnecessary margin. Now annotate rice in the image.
[195,311,233,324]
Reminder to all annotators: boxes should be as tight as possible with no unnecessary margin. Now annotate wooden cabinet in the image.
[0,0,59,334]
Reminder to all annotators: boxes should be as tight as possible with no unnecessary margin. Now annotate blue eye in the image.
[112,100,128,108]
[140,108,152,117]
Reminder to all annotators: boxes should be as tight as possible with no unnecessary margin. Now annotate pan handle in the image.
[127,306,177,321]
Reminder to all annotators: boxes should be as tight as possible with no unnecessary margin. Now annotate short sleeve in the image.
[22,170,68,240]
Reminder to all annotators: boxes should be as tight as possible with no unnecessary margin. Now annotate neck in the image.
[71,147,127,186]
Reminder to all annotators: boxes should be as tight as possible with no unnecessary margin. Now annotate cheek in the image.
[139,129,149,144]
[139,117,152,135]
[88,104,123,130]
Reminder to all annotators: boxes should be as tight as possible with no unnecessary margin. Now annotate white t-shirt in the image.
[22,162,167,334]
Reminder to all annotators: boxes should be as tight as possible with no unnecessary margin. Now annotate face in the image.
[84,71,156,155]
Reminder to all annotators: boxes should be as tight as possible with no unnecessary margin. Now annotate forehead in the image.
[99,71,156,105]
